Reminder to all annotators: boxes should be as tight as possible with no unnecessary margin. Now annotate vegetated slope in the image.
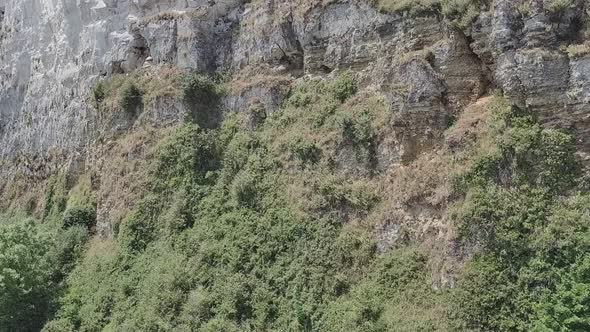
[2,0,590,331]
[2,73,589,331]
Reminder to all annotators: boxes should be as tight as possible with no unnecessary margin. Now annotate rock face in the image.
[1,0,590,228]
[0,0,472,163]
[470,0,590,151]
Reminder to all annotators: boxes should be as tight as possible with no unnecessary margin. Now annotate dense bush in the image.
[180,74,221,128]
[288,137,322,166]
[62,206,96,230]
[330,74,357,103]
[30,78,589,332]
[0,216,89,332]
[44,76,449,331]
[319,247,450,331]
[92,81,106,110]
[120,82,143,114]
[450,102,588,331]
[0,219,55,331]
[373,0,486,28]
[180,74,219,107]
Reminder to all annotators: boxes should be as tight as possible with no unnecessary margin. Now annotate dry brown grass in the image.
[226,65,294,94]
[565,42,590,59]
[445,96,493,152]
[141,11,188,24]
[91,125,177,229]
[377,97,494,212]
[98,65,182,113]
[364,96,497,284]
[0,174,47,216]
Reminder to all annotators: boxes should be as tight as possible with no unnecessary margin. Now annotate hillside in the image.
[1,0,590,331]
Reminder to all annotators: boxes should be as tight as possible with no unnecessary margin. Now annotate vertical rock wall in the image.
[1,0,590,188]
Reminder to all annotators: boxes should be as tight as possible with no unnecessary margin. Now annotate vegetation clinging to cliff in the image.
[449,100,589,331]
[3,74,590,331]
[372,0,487,28]
[40,74,452,331]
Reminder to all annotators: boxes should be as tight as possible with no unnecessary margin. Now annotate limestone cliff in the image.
[2,1,590,331]
[1,0,590,266]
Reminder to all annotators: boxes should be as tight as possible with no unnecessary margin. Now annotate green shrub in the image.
[92,81,106,109]
[181,74,218,106]
[286,80,321,108]
[373,0,485,29]
[120,82,143,114]
[46,75,426,332]
[0,220,55,331]
[455,104,579,195]
[118,199,159,254]
[319,247,449,331]
[43,173,69,221]
[42,319,76,332]
[230,170,259,208]
[330,74,357,103]
[319,177,379,213]
[451,257,525,331]
[340,111,373,146]
[532,253,590,331]
[62,206,96,230]
[288,137,322,166]
[49,226,90,282]
[180,74,221,128]
[449,98,586,331]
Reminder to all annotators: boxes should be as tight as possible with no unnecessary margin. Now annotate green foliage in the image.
[19,78,590,332]
[45,76,445,331]
[180,74,222,128]
[48,226,89,283]
[92,81,106,109]
[319,177,380,213]
[151,124,222,192]
[288,137,322,166]
[330,74,357,103]
[532,254,590,332]
[43,173,68,221]
[118,196,162,254]
[455,104,579,194]
[180,74,219,107]
[0,216,90,332]
[340,110,373,146]
[62,206,96,230]
[120,82,143,114]
[0,219,54,331]
[373,0,486,28]
[91,67,183,114]
[320,247,450,331]
[450,99,588,331]
[278,76,388,173]
[0,173,95,331]
[451,257,526,331]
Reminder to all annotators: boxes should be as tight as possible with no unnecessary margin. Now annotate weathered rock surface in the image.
[1,0,590,245]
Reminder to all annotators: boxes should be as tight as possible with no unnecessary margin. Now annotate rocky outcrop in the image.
[0,1,479,164]
[1,0,590,238]
[467,0,590,154]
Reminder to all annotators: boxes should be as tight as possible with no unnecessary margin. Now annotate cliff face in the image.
[1,0,589,169]
[2,0,590,250]
[2,1,590,330]
[0,0,589,223]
